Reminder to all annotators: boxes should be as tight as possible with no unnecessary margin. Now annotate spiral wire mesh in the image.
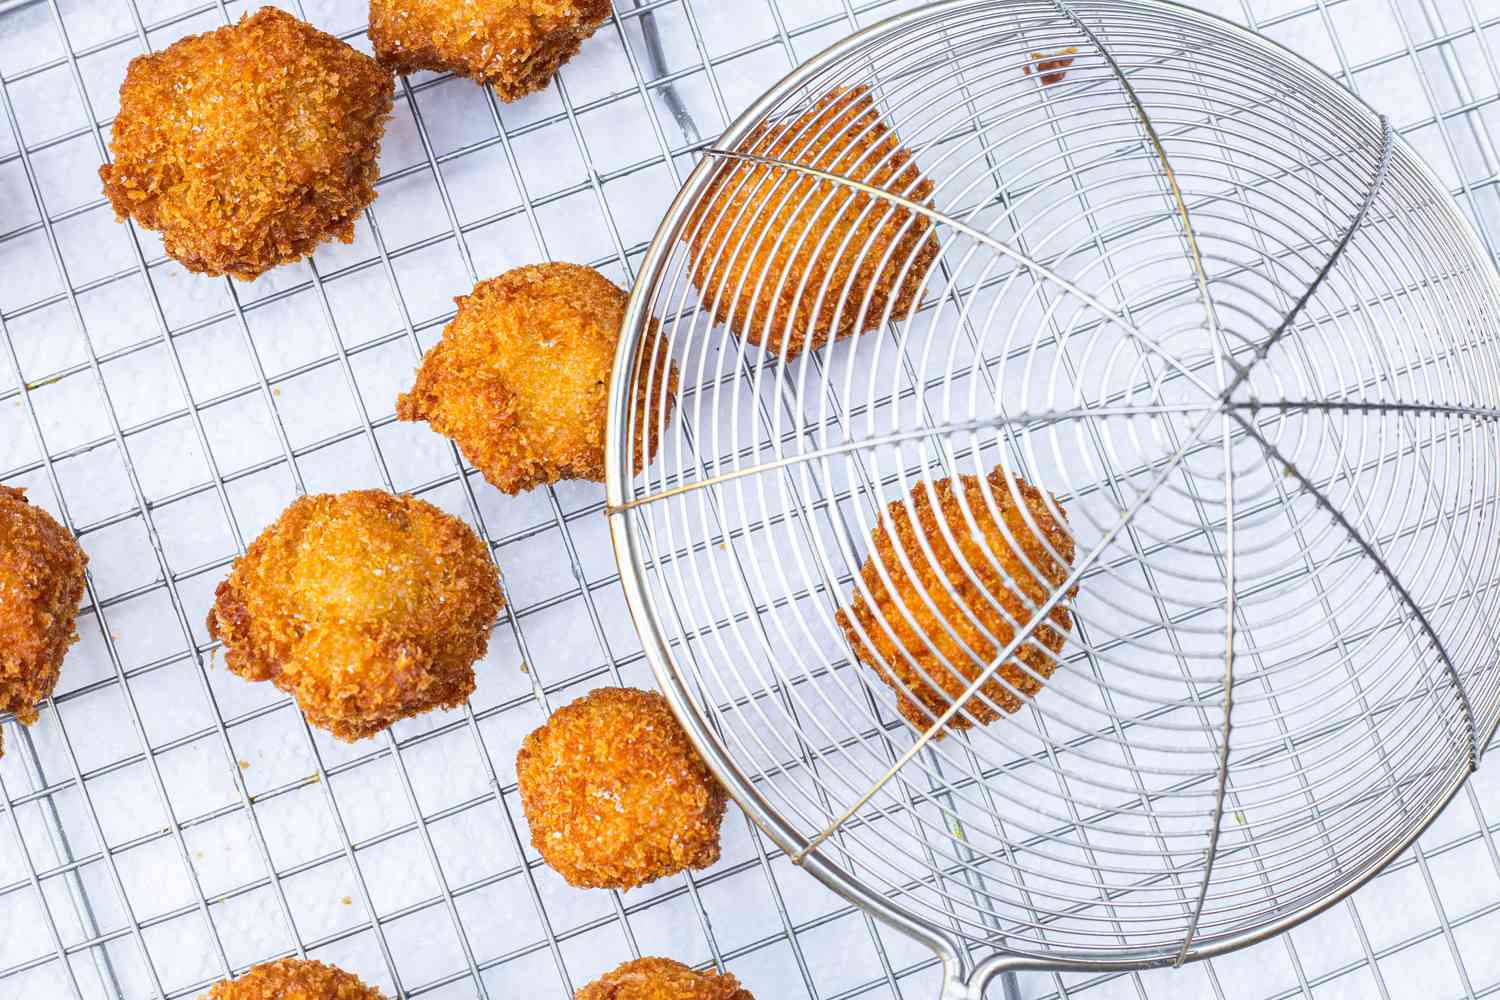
[610,0,1500,972]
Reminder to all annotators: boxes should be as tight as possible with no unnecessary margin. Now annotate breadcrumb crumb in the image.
[100,8,394,280]
[1024,47,1080,86]
[516,687,726,889]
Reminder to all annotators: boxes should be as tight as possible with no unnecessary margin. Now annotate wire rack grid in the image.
[0,2,1497,1000]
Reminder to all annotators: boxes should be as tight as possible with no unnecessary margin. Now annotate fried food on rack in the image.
[99,7,394,280]
[835,468,1076,737]
[685,85,939,360]
[577,957,754,1000]
[0,486,88,760]
[396,262,679,495]
[207,490,503,742]
[369,0,612,102]
[202,957,387,1000]
[516,687,726,889]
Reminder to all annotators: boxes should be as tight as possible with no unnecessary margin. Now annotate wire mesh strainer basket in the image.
[606,1,1500,995]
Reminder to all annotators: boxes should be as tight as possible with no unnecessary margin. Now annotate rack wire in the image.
[1,2,1499,1000]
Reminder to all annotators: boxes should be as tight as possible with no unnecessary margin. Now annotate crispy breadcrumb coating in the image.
[201,957,386,1000]
[100,8,394,280]
[0,486,88,759]
[835,469,1076,737]
[207,491,504,741]
[686,86,939,359]
[369,0,612,102]
[577,957,753,1000]
[396,263,679,495]
[516,687,726,889]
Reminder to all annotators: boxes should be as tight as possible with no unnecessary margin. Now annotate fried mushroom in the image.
[207,490,504,741]
[577,957,753,1000]
[396,263,678,495]
[100,8,394,280]
[369,0,612,102]
[201,958,386,1000]
[835,468,1076,737]
[686,85,939,359]
[516,687,726,889]
[0,486,88,759]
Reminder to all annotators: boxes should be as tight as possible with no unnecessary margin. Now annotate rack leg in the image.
[13,721,125,999]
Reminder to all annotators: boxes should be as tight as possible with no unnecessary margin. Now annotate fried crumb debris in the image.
[1024,47,1079,85]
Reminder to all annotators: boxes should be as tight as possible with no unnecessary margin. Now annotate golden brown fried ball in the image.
[207,490,503,741]
[369,0,612,102]
[100,8,394,280]
[835,469,1076,737]
[577,957,753,1000]
[201,957,386,1000]
[396,263,679,495]
[686,85,939,360]
[0,486,88,760]
[516,687,726,889]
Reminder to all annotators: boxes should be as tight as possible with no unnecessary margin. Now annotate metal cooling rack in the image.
[1,1,1498,999]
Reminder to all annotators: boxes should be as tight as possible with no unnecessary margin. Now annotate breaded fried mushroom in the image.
[207,491,503,741]
[397,263,678,495]
[577,957,753,1000]
[201,957,386,1000]
[1,486,88,760]
[686,85,939,359]
[516,687,726,889]
[100,8,394,280]
[836,469,1076,737]
[369,0,612,102]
